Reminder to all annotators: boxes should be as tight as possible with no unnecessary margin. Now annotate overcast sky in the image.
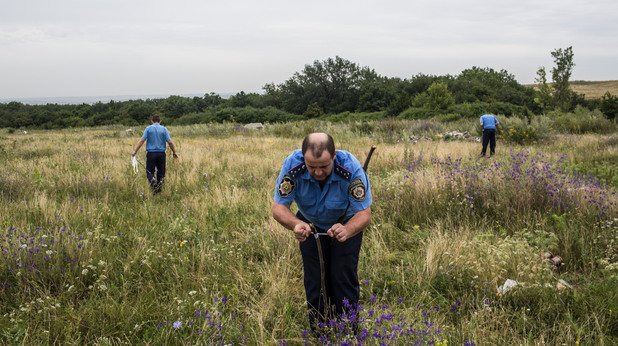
[1,0,617,99]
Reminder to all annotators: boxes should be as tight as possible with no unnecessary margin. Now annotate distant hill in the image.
[570,80,618,99]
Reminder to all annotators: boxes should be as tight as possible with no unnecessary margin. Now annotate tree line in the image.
[1,47,616,129]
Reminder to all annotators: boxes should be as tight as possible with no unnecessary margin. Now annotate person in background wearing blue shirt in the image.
[479,113,499,157]
[272,132,372,330]
[131,114,178,193]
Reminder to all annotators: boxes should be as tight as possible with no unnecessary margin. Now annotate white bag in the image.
[131,156,139,174]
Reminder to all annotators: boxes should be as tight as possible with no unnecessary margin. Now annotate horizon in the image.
[2,1,617,100]
[2,79,617,106]
[0,91,240,105]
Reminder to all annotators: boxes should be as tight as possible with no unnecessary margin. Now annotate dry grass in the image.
[0,123,616,345]
[570,80,618,99]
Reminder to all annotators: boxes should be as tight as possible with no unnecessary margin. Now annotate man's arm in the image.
[327,207,371,242]
[167,139,178,158]
[132,138,145,156]
[272,201,312,241]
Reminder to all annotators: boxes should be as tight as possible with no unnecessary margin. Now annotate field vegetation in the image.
[0,117,616,345]
[571,80,618,99]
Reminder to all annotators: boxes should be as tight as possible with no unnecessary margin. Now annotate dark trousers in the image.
[146,152,166,193]
[481,128,496,156]
[297,212,363,328]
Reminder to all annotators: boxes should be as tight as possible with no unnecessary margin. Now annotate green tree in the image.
[264,56,380,114]
[534,66,554,113]
[412,81,455,110]
[228,91,266,108]
[385,75,442,116]
[160,95,197,118]
[449,67,533,107]
[551,46,575,112]
[122,100,155,123]
[599,92,617,120]
[357,76,397,112]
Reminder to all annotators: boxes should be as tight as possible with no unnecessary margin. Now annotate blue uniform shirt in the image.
[274,149,372,230]
[480,114,499,129]
[142,123,171,153]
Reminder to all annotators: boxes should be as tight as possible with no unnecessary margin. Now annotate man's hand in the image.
[327,223,352,242]
[293,222,312,242]
[173,153,178,159]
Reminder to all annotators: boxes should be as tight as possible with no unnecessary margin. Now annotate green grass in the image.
[0,121,617,345]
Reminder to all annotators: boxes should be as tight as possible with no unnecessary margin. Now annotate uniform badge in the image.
[278,176,295,197]
[349,178,366,201]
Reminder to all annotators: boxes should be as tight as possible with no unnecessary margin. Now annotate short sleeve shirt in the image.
[480,114,499,129]
[142,123,171,153]
[274,149,372,230]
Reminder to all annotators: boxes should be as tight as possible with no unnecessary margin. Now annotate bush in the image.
[449,101,527,118]
[174,112,210,125]
[398,107,440,119]
[499,116,541,144]
[323,111,385,123]
[549,106,616,134]
[434,113,463,123]
[174,107,305,124]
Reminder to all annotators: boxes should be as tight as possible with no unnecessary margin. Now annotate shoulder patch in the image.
[334,163,352,180]
[349,178,366,201]
[287,162,307,179]
[278,175,296,197]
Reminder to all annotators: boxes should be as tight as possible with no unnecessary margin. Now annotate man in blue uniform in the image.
[131,114,178,193]
[480,113,499,157]
[272,132,372,329]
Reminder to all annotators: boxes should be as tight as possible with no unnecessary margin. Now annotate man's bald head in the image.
[302,132,335,159]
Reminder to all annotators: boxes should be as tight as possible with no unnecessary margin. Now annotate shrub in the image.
[434,113,463,123]
[174,112,209,125]
[412,81,455,110]
[549,106,616,134]
[449,102,527,118]
[304,102,324,118]
[398,107,440,119]
[323,111,385,122]
[499,116,541,144]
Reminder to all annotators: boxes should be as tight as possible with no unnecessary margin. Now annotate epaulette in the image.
[287,162,307,178]
[334,163,352,180]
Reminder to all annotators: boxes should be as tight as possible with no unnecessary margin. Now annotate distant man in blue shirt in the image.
[131,114,178,193]
[480,113,499,157]
[272,132,372,329]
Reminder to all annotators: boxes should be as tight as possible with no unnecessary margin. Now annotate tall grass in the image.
[0,122,616,344]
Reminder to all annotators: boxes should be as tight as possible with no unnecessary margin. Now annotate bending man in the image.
[480,112,499,157]
[272,132,372,329]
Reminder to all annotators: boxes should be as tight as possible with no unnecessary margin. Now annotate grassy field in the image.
[571,80,618,99]
[0,120,616,345]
